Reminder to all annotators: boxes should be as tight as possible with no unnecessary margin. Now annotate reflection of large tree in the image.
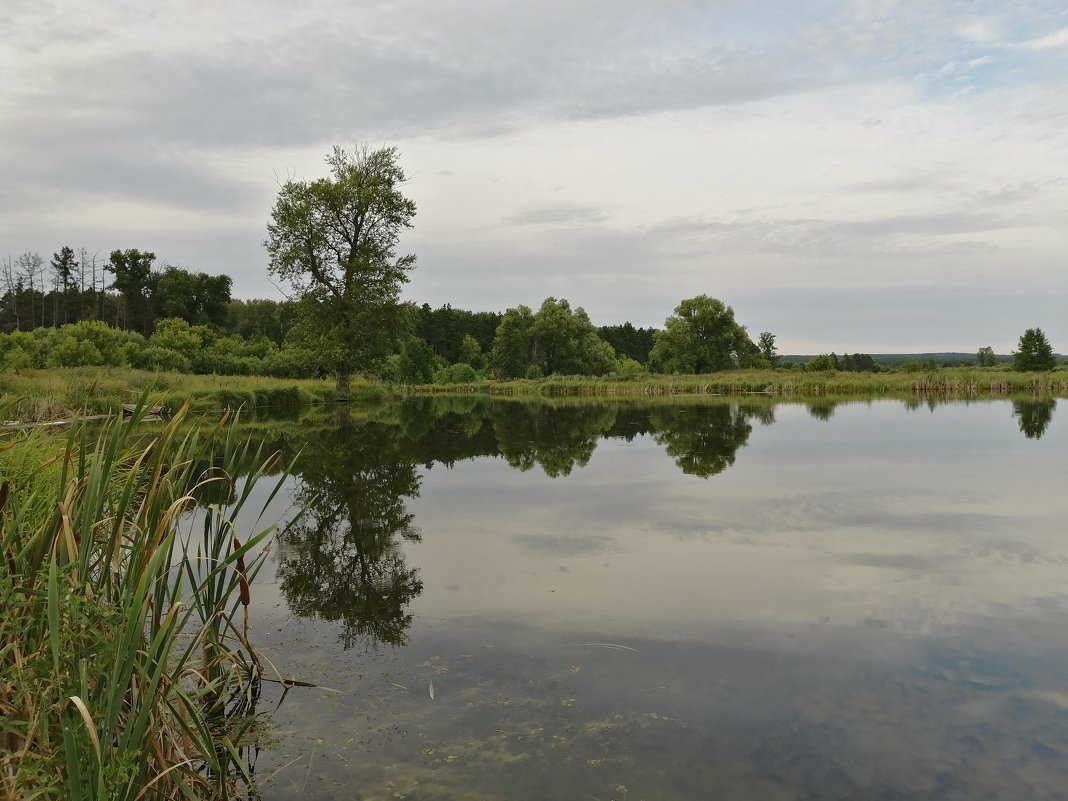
[1012,399,1056,440]
[277,423,423,650]
[650,404,753,477]
[492,403,618,477]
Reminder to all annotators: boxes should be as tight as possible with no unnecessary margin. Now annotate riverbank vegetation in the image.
[404,367,1068,398]
[2,362,1066,427]
[0,368,360,423]
[0,400,295,799]
[1,143,1061,412]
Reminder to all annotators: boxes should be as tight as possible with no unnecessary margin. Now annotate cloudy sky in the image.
[3,0,1067,352]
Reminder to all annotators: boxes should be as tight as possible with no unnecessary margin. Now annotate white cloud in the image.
[1023,27,1068,50]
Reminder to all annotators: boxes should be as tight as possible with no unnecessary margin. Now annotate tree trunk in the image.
[335,370,350,402]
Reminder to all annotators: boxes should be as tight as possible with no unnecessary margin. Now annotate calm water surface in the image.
[237,397,1065,800]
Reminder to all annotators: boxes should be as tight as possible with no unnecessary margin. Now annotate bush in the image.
[434,362,479,384]
[128,344,192,373]
[807,354,837,371]
[262,345,321,379]
[0,331,41,370]
[525,364,544,380]
[59,320,139,366]
[45,335,103,368]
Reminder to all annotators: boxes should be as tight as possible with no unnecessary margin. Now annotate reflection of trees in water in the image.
[1012,399,1056,439]
[806,399,839,421]
[268,398,772,647]
[649,404,754,478]
[492,403,618,477]
[277,423,423,650]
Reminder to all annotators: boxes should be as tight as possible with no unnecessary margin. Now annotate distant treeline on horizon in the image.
[1,247,1060,381]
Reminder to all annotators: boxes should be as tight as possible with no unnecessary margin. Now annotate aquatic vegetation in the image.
[0,396,297,799]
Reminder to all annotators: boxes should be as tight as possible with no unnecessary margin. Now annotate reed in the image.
[0,367,381,423]
[406,368,1068,399]
[0,395,297,799]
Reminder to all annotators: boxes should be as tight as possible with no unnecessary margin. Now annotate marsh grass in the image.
[409,368,1068,398]
[0,395,300,799]
[0,368,401,424]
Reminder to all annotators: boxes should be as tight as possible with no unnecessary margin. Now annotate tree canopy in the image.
[490,297,617,378]
[265,144,416,397]
[648,295,759,373]
[1012,327,1056,372]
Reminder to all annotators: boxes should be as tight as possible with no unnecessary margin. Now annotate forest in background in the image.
[1,245,1060,383]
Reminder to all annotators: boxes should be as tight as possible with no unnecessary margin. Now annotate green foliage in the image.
[148,317,215,361]
[434,362,480,384]
[1013,327,1056,372]
[649,295,756,373]
[457,333,487,370]
[261,344,321,379]
[395,337,436,384]
[839,353,877,372]
[598,322,656,364]
[127,344,192,373]
[44,335,102,367]
[0,401,296,799]
[525,364,544,380]
[150,266,232,328]
[806,354,837,371]
[225,298,298,345]
[416,303,501,361]
[490,298,617,378]
[615,357,645,376]
[976,346,997,367]
[265,144,417,395]
[757,332,778,366]
[490,305,536,378]
[106,248,155,335]
[1,330,41,371]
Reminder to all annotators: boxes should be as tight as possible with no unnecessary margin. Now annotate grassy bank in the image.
[2,365,1065,425]
[0,400,295,799]
[407,367,1068,399]
[0,368,398,423]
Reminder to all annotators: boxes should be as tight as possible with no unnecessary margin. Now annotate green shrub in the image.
[434,362,479,384]
[128,344,192,373]
[45,335,103,368]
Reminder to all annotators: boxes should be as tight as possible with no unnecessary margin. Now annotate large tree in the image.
[490,297,617,378]
[1012,327,1056,372]
[649,295,758,373]
[150,266,232,328]
[265,144,417,398]
[107,248,156,335]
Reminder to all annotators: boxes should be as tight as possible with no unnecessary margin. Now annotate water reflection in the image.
[650,404,753,477]
[1013,399,1056,439]
[275,423,423,650]
[259,395,1059,651]
[240,396,1068,800]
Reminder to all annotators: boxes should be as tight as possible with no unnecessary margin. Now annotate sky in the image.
[2,0,1067,353]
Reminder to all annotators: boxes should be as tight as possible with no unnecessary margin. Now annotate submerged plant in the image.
[0,395,298,800]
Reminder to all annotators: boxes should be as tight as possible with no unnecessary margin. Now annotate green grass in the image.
[3,365,1065,425]
[0,396,300,799]
[406,367,1068,398]
[0,367,400,423]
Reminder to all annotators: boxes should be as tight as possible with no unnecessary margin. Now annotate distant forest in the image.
[0,246,1055,381]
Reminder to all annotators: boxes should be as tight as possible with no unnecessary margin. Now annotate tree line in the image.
[1,248,231,335]
[4,144,1061,384]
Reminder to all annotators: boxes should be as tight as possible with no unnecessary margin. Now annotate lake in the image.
[235,396,1065,800]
